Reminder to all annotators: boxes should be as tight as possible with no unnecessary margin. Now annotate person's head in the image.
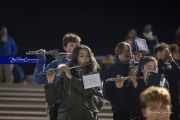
[0,25,8,43]
[169,44,180,60]
[62,33,81,53]
[114,42,132,63]
[69,44,99,72]
[143,24,155,40]
[136,56,158,77]
[153,43,169,60]
[140,86,171,120]
[143,24,153,33]
[126,28,137,39]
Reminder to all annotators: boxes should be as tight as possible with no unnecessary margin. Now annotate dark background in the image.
[0,1,180,75]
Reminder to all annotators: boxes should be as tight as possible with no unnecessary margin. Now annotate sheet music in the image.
[146,72,162,87]
[82,73,101,89]
[135,38,149,52]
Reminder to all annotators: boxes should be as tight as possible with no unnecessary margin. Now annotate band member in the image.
[113,56,169,120]
[33,33,81,120]
[129,56,169,119]
[102,42,136,120]
[45,44,104,120]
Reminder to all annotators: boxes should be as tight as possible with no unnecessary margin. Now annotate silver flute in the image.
[26,50,71,55]
[38,63,92,75]
[105,76,130,82]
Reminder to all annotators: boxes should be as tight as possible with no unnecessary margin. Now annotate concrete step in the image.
[0,92,45,97]
[0,104,48,113]
[103,100,111,105]
[0,83,49,120]
[100,106,112,113]
[0,97,46,102]
[0,103,47,108]
[0,84,45,93]
[98,112,113,118]
[99,118,113,120]
[0,83,114,120]
[0,116,49,120]
[0,87,44,93]
[0,110,47,116]
[0,101,46,105]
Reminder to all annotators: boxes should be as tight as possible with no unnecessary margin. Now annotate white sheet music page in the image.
[135,38,149,52]
[82,73,101,89]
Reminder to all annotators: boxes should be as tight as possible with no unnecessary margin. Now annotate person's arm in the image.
[33,56,61,84]
[33,55,47,84]
[44,72,63,105]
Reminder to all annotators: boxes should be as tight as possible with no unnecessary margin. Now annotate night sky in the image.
[1,1,180,74]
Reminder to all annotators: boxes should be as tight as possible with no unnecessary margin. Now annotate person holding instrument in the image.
[33,33,81,120]
[45,44,104,120]
[154,43,180,120]
[114,56,169,120]
[102,42,137,120]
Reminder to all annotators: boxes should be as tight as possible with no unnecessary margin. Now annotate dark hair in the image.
[62,33,81,47]
[143,24,152,33]
[114,42,132,59]
[153,42,168,55]
[136,56,157,77]
[68,44,100,73]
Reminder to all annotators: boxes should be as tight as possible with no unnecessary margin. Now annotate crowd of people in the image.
[1,24,180,120]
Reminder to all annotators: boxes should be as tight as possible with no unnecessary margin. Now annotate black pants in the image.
[49,103,60,120]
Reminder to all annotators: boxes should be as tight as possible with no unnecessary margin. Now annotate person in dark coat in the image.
[102,42,137,120]
[45,44,104,120]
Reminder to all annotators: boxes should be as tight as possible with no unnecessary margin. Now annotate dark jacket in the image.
[102,60,130,112]
[102,60,131,119]
[44,72,104,120]
[114,77,169,120]
[158,59,180,120]
[0,35,17,56]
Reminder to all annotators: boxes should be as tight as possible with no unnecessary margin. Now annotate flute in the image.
[26,50,71,55]
[105,76,129,82]
[38,63,92,75]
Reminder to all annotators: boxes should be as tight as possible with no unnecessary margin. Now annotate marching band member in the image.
[45,44,104,120]
[33,33,81,120]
